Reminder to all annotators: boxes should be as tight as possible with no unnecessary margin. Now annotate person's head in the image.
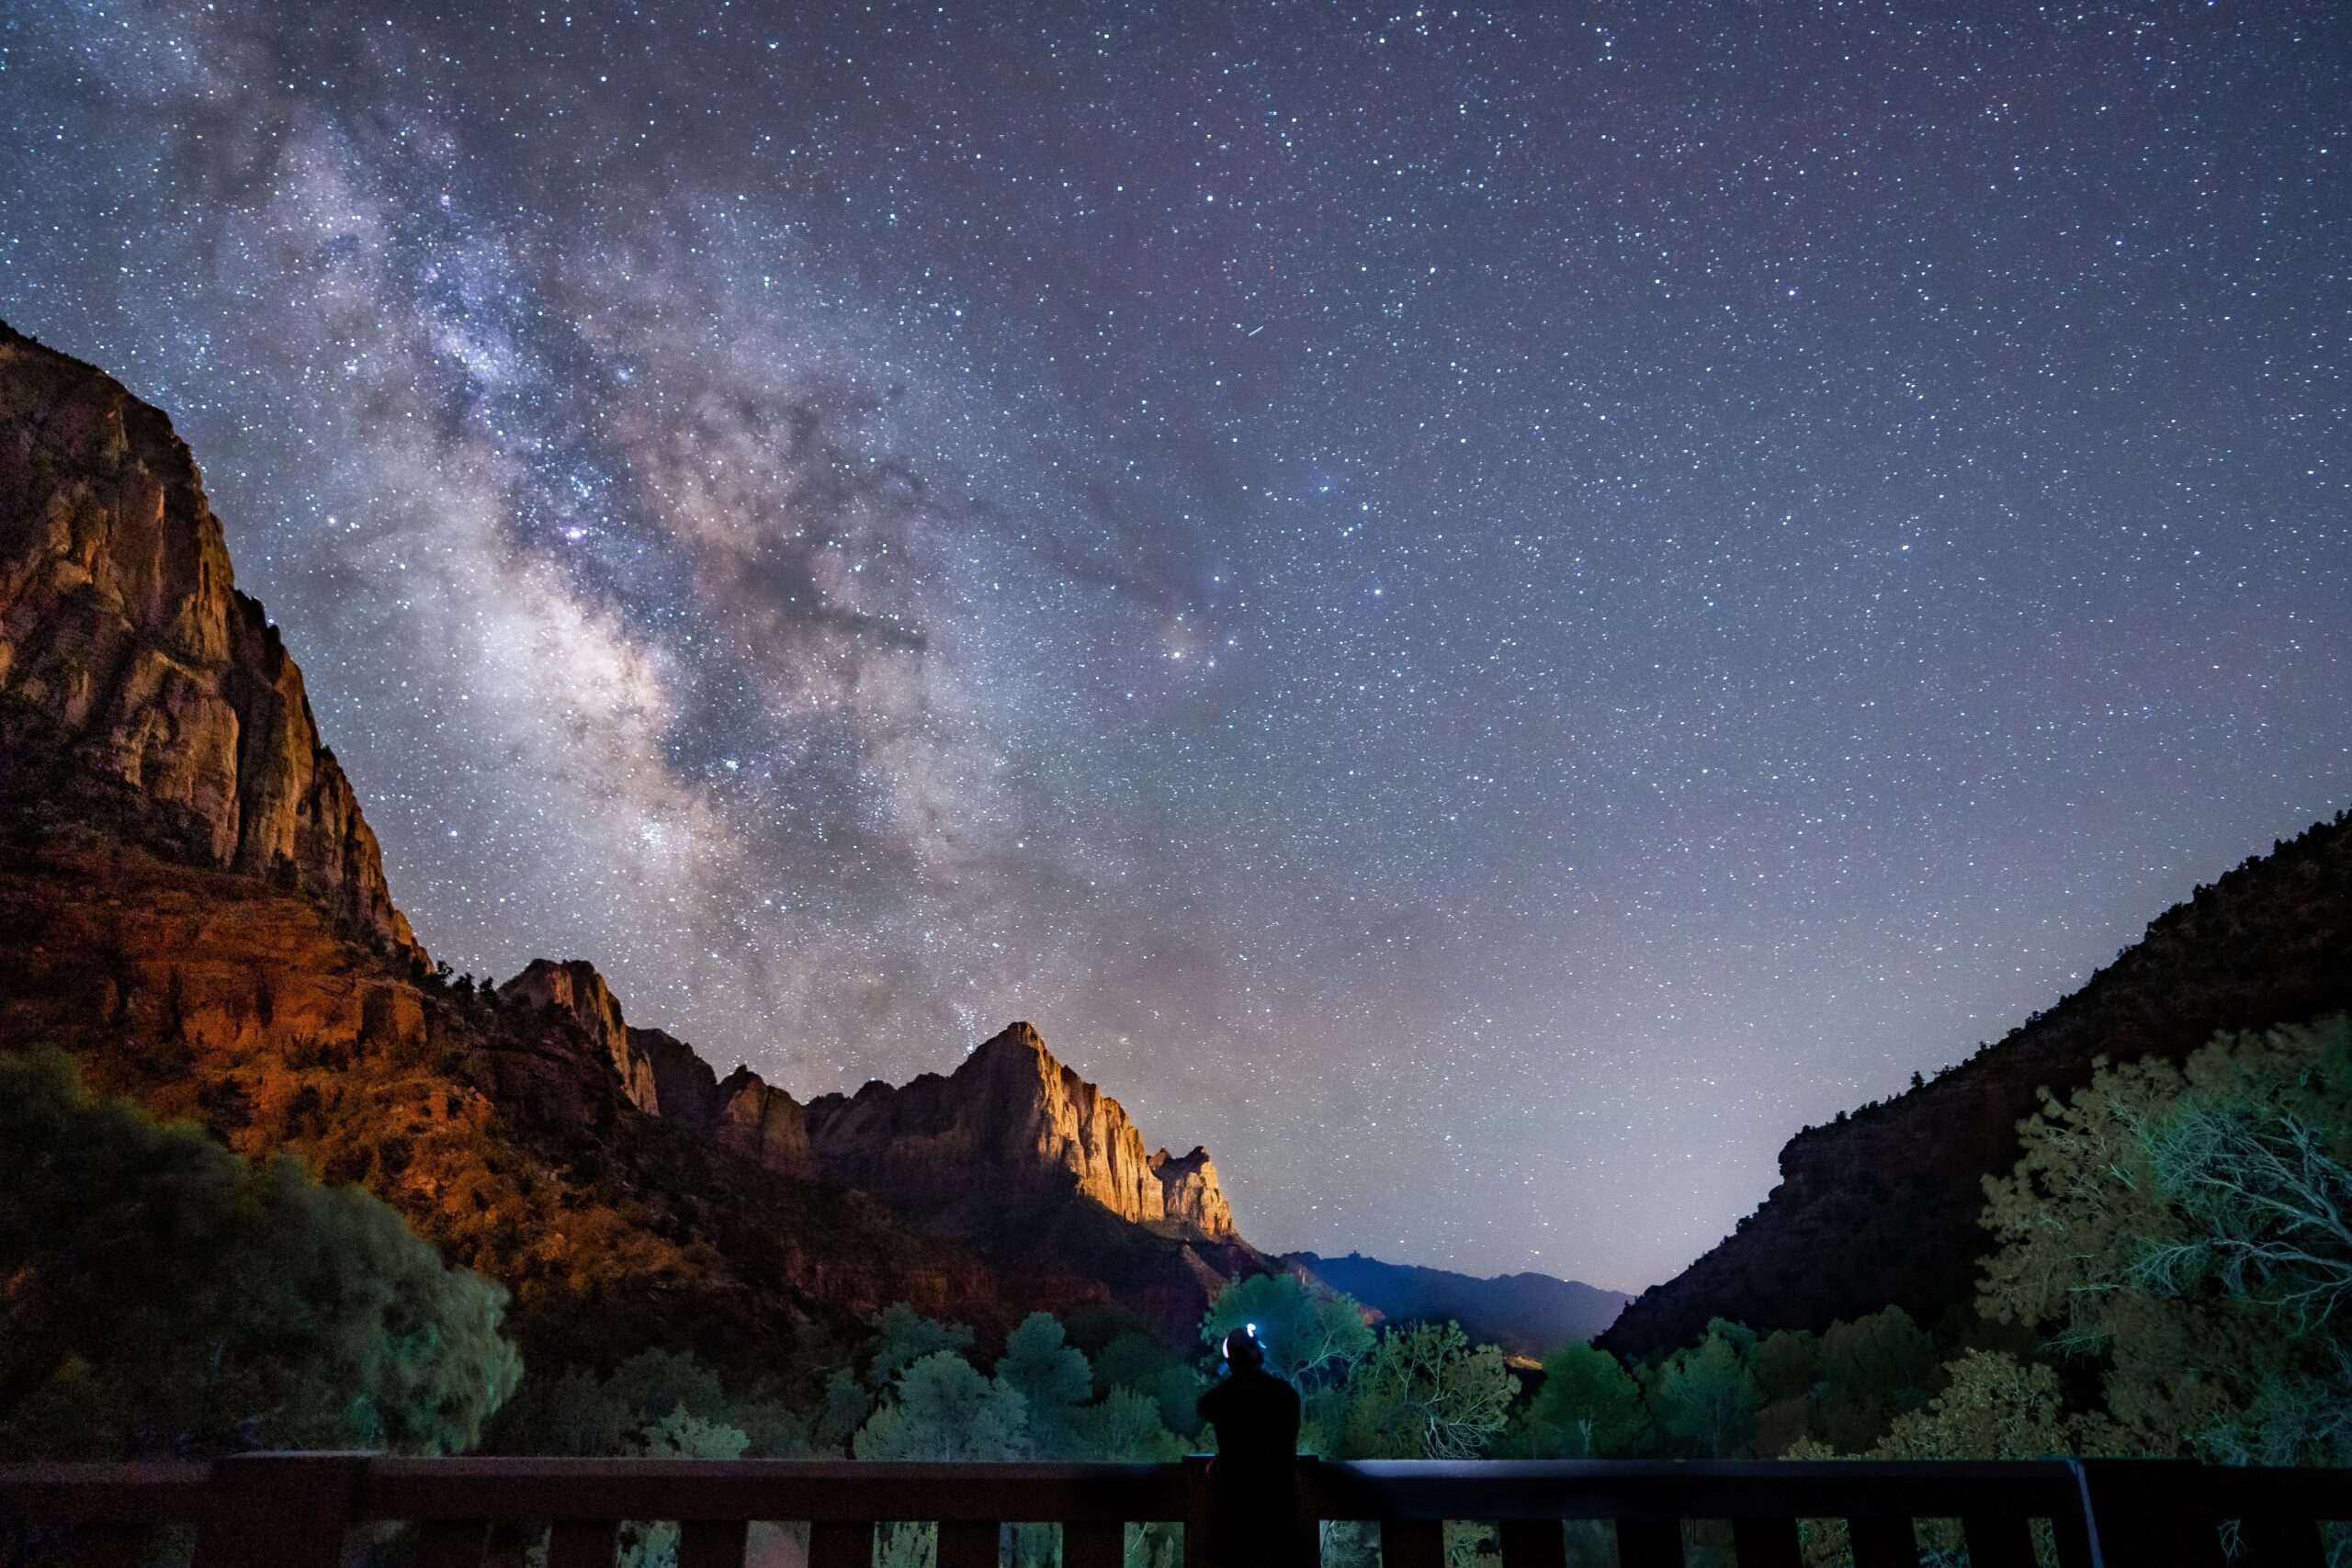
[1222,1324,1265,1371]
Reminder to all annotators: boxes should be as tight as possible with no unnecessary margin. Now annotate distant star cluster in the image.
[4,2,2346,1290]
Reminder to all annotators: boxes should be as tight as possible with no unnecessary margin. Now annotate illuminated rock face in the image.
[1151,1145,1237,1241]
[502,960,650,1110]
[712,1064,815,1179]
[0,322,415,956]
[805,1022,1236,1239]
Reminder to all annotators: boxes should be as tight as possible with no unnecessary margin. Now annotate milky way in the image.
[5,3,2347,1290]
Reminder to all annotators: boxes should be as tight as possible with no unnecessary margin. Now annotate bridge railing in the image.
[2,1454,2343,1568]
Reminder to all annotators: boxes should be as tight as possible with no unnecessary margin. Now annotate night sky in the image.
[5,3,2347,1292]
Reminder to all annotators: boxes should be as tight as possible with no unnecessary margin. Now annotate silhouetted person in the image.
[1197,1326,1314,1568]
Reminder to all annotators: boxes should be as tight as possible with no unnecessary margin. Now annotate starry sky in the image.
[5,3,2348,1292]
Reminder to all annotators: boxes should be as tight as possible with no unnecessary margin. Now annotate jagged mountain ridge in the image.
[0,320,1257,1355]
[1285,1251,1631,1360]
[504,959,1243,1247]
[1599,808,2352,1358]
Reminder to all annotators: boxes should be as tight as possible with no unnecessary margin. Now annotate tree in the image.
[854,1350,1026,1461]
[1200,1273,1374,1393]
[995,1313,1093,1459]
[1979,1015,2352,1467]
[1340,1322,1519,1461]
[865,1303,977,1391]
[1748,1328,1821,1404]
[1644,1329,1762,1459]
[0,1048,521,1459]
[1074,1386,1184,1461]
[1092,1328,1202,1438]
[1516,1344,1648,1459]
[1809,1307,1938,1450]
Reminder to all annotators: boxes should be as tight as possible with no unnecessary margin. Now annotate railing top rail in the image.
[1307,1459,2088,1520]
[360,1459,1188,1523]
[0,1455,2128,1526]
[0,1461,211,1524]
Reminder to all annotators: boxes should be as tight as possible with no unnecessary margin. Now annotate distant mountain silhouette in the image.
[1285,1250,1630,1359]
[1600,807,2352,1359]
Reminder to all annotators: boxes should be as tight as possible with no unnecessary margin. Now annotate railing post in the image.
[2069,1460,2224,1568]
[191,1452,371,1568]
[1182,1455,1212,1568]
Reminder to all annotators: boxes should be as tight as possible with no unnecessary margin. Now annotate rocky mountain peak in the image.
[804,1021,1238,1241]
[1150,1145,1236,1240]
[499,956,665,1114]
[0,321,416,955]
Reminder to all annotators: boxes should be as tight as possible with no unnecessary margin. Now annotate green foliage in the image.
[1642,1328,1762,1459]
[1810,1306,1939,1450]
[1980,1015,2352,1466]
[996,1313,1093,1458]
[1861,1348,2098,1462]
[1747,1328,1820,1404]
[854,1350,1027,1461]
[1073,1386,1186,1461]
[865,1303,978,1390]
[816,1367,876,1452]
[0,1048,521,1459]
[1339,1321,1519,1460]
[1199,1271,1374,1393]
[1091,1328,1203,1437]
[1515,1344,1649,1459]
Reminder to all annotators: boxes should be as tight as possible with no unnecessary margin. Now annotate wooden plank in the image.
[1381,1518,1444,1568]
[1958,1515,2034,1568]
[1064,1520,1124,1568]
[60,1524,153,1568]
[2240,1516,2328,1568]
[1728,1517,1800,1568]
[679,1519,751,1568]
[546,1519,619,1568]
[193,1453,368,1568]
[1181,1458,1211,1568]
[1613,1517,1682,1568]
[1845,1516,1917,1568]
[809,1518,876,1568]
[1497,1517,1566,1568]
[412,1520,490,1568]
[938,1519,999,1568]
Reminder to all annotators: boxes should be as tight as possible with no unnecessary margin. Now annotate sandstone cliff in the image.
[0,323,414,955]
[808,1022,1207,1232]
[1151,1145,1236,1240]
[798,1021,1263,1335]
[1599,808,2352,1358]
[0,840,1006,1371]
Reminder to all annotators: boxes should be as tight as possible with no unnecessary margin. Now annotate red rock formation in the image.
[0,839,1009,1370]
[0,322,415,955]
[501,959,655,1111]
[1151,1145,1236,1240]
[806,1022,1186,1227]
[713,1065,816,1179]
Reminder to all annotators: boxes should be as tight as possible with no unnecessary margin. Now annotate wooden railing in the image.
[2,1455,2344,1568]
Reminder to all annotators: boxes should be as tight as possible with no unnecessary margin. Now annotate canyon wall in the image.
[1600,808,2352,1358]
[0,323,414,955]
